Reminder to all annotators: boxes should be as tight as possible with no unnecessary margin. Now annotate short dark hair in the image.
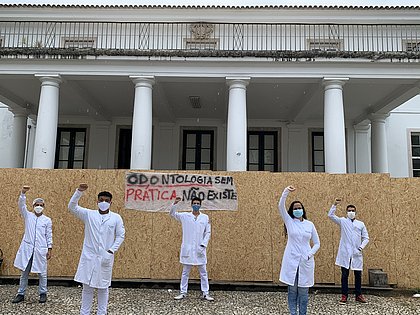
[346,204,356,211]
[98,191,113,200]
[191,197,202,205]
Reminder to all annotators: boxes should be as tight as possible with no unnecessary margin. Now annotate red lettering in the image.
[143,190,150,201]
[161,190,169,200]
[126,188,134,201]
[150,188,159,201]
[170,190,177,200]
[135,189,143,201]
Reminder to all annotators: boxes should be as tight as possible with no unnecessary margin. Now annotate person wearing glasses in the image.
[170,196,213,301]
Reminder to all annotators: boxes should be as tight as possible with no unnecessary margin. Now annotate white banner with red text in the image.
[125,172,238,211]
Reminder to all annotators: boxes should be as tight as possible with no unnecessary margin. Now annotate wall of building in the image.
[0,105,13,168]
[0,169,418,288]
[387,95,420,178]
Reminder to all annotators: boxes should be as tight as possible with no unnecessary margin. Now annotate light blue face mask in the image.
[192,204,201,212]
[293,208,304,218]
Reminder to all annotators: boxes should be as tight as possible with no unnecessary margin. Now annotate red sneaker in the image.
[356,295,367,303]
[339,295,347,304]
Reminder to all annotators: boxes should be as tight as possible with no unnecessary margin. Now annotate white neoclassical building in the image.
[0,3,419,176]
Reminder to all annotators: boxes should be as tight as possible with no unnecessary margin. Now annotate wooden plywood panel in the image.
[208,172,273,282]
[0,169,418,288]
[391,178,420,288]
[150,212,183,280]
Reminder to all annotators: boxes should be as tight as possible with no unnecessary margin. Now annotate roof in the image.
[0,4,419,10]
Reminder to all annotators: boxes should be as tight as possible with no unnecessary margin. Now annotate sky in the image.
[0,0,419,6]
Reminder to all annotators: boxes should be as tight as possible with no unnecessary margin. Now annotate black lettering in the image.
[150,175,159,185]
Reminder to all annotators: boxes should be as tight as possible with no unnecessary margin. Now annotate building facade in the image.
[0,4,419,176]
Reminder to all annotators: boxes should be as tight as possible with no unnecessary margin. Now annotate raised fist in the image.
[78,183,88,192]
[286,185,296,192]
[22,186,30,194]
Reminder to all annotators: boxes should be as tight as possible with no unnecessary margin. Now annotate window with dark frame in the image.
[311,131,325,172]
[247,131,278,172]
[182,130,214,170]
[411,133,420,177]
[55,128,87,169]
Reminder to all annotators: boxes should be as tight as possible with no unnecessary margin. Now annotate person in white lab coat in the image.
[12,185,53,304]
[328,198,369,304]
[278,186,320,315]
[68,183,125,315]
[170,196,213,301]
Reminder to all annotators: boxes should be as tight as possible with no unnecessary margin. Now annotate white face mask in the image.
[347,211,356,220]
[98,201,110,211]
[34,206,44,214]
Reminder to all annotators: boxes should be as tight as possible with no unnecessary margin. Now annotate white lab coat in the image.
[170,205,211,265]
[14,193,53,274]
[278,189,320,287]
[328,205,369,271]
[68,189,125,289]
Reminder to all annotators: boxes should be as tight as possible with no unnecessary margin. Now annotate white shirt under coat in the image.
[170,205,211,266]
[328,205,369,271]
[14,193,53,274]
[68,189,125,289]
[278,189,320,287]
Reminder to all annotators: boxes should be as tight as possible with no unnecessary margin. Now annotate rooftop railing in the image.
[0,21,419,59]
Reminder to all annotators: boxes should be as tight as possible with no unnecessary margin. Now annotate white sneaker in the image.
[202,294,214,301]
[174,293,186,300]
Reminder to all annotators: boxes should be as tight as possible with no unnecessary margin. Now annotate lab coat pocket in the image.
[101,251,114,268]
[180,245,191,258]
[198,246,206,257]
[353,249,362,257]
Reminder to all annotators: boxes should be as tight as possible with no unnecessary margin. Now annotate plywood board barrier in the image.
[0,169,418,289]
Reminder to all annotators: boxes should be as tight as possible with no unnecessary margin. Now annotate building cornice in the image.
[0,4,419,10]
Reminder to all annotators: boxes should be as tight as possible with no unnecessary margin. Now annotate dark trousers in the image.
[341,267,362,297]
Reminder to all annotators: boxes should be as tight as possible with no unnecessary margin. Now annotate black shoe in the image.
[12,294,24,303]
[39,293,47,303]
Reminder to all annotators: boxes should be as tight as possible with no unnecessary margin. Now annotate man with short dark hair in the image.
[328,198,369,304]
[69,183,125,315]
[170,196,213,301]
[12,185,53,304]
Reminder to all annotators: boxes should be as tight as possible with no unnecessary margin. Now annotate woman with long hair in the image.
[278,185,320,315]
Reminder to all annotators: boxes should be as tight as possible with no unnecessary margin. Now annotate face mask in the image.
[34,206,44,214]
[347,211,356,220]
[293,209,303,218]
[98,201,110,211]
[192,204,201,212]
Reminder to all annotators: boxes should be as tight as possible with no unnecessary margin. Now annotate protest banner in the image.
[125,172,238,211]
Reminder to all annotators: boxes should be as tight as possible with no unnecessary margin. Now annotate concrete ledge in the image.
[0,276,398,296]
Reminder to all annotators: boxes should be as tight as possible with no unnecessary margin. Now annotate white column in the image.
[0,104,13,167]
[32,75,61,169]
[129,76,155,170]
[354,122,371,173]
[9,109,28,168]
[25,119,36,168]
[370,113,389,173]
[226,77,249,171]
[323,78,348,174]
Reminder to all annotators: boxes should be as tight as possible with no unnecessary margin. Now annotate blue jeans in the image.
[287,271,309,315]
[17,255,47,295]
